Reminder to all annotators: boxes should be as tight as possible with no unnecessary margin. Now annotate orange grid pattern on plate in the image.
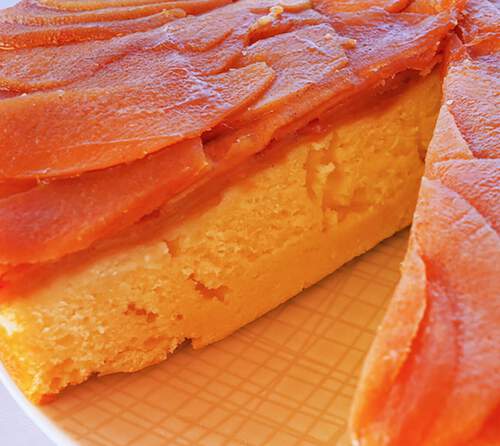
[43,230,409,446]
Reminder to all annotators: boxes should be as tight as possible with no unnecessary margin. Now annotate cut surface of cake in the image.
[0,70,441,403]
[0,0,498,445]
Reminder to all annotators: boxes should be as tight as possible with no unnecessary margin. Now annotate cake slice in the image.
[0,69,441,403]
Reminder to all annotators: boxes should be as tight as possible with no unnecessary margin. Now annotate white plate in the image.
[1,231,408,446]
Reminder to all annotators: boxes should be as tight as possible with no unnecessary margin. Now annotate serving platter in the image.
[1,228,409,446]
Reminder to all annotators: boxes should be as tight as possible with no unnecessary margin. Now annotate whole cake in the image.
[0,0,497,444]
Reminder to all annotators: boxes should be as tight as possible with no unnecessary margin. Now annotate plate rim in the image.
[0,364,77,446]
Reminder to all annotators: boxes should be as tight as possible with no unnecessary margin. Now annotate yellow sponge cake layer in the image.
[0,71,441,403]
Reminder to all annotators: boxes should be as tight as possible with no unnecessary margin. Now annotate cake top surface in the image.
[0,0,477,274]
[351,1,500,444]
